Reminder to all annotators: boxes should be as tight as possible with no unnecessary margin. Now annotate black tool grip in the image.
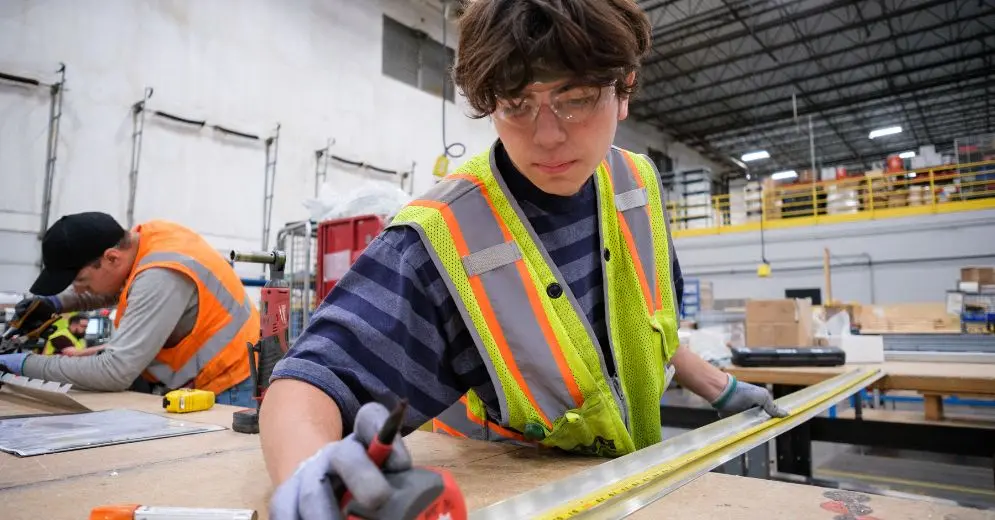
[0,71,41,86]
[153,110,206,127]
[212,124,259,140]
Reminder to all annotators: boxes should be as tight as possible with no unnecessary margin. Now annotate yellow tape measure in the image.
[535,370,880,519]
[162,389,216,413]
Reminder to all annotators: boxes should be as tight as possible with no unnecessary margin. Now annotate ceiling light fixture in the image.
[771,170,797,180]
[741,150,770,162]
[898,151,916,159]
[869,126,902,139]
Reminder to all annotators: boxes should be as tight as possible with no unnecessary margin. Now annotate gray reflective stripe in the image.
[435,399,526,444]
[396,220,511,425]
[137,251,251,388]
[462,241,521,277]
[615,188,648,212]
[477,261,574,423]
[450,186,576,424]
[435,401,487,439]
[448,185,506,253]
[420,176,476,205]
[607,148,657,310]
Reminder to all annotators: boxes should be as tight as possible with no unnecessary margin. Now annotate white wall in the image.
[674,209,995,305]
[614,119,723,173]
[0,0,718,293]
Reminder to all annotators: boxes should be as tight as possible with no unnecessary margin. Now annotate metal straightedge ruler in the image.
[470,367,884,520]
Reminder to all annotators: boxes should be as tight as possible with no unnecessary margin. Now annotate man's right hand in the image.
[269,402,413,520]
[12,296,60,332]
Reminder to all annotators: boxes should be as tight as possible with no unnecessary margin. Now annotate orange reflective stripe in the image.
[450,174,584,410]
[602,160,655,314]
[461,397,528,442]
[620,151,662,310]
[412,198,553,430]
[432,418,467,438]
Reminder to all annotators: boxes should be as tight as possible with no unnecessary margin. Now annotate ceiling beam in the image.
[680,64,992,137]
[641,0,967,88]
[703,77,991,143]
[638,32,987,116]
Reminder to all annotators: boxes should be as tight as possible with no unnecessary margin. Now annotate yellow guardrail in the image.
[668,159,995,238]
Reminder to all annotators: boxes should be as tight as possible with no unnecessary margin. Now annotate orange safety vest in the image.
[114,220,260,394]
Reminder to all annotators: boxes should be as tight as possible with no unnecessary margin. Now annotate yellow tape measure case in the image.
[162,389,216,413]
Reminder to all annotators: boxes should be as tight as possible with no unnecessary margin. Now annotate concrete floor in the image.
[661,388,995,510]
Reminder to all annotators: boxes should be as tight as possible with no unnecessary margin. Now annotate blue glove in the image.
[0,353,30,375]
[269,402,413,520]
[711,374,789,418]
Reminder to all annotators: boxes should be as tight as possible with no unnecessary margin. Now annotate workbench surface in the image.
[2,388,991,519]
[726,361,995,396]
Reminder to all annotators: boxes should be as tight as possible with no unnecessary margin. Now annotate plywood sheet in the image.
[2,391,990,520]
[3,448,989,520]
[632,473,995,520]
[0,391,260,490]
[859,302,960,334]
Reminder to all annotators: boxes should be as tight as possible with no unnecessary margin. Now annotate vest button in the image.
[546,283,563,299]
[603,248,611,261]
[524,422,546,441]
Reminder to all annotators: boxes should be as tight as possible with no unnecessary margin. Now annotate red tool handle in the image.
[336,400,409,512]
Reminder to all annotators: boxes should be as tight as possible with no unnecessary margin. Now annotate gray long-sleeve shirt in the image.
[21,268,199,391]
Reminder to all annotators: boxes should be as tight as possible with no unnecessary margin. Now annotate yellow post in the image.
[761,188,767,223]
[867,177,875,215]
[928,169,936,210]
[811,181,818,219]
[823,247,833,306]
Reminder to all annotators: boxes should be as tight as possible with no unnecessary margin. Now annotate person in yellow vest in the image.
[0,212,260,407]
[259,1,786,517]
[42,314,89,356]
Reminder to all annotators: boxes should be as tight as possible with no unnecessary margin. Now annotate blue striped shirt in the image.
[271,143,683,434]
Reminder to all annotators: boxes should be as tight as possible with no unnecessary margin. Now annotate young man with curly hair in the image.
[262,1,785,517]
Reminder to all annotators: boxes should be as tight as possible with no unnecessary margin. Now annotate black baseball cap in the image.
[31,212,127,296]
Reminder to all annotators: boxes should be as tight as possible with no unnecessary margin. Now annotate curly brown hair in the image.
[452,0,652,119]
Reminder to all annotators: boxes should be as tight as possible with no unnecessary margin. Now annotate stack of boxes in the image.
[826,182,860,215]
[745,299,814,347]
[672,168,715,230]
[956,266,995,334]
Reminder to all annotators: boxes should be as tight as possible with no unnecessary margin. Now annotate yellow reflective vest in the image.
[389,144,679,457]
[43,316,86,355]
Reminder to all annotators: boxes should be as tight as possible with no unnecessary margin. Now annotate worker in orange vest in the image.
[0,212,260,406]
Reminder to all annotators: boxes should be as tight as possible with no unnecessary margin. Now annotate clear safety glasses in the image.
[493,85,615,128]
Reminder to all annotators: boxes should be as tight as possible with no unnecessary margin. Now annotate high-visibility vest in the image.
[42,315,86,355]
[389,145,679,457]
[114,220,260,394]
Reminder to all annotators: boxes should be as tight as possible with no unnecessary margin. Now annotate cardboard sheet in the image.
[0,408,224,457]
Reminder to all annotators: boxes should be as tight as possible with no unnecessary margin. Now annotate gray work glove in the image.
[710,374,789,418]
[269,402,413,520]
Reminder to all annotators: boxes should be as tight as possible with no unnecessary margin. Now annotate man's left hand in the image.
[711,374,788,418]
[0,353,30,375]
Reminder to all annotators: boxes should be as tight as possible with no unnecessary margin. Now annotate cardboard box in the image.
[746,299,814,347]
[961,267,995,285]
[858,303,959,334]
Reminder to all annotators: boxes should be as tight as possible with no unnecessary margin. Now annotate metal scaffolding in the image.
[320,150,415,196]
[313,138,336,197]
[126,89,280,248]
[0,63,67,267]
[631,0,994,177]
[262,124,281,251]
